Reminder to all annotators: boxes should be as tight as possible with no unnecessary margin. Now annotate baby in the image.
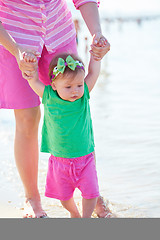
[23,51,101,218]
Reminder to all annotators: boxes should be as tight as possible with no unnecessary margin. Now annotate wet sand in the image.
[0,202,22,218]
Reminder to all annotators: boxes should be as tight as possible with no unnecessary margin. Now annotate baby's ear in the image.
[51,82,57,90]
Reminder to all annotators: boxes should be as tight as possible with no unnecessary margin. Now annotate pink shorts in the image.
[45,153,100,201]
[0,38,77,109]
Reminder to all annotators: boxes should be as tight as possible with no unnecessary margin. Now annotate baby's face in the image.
[52,71,85,102]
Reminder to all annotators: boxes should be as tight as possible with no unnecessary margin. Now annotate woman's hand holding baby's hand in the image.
[22,52,37,63]
[22,51,38,80]
[90,32,110,61]
[15,45,39,78]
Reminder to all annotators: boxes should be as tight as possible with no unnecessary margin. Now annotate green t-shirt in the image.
[41,82,95,158]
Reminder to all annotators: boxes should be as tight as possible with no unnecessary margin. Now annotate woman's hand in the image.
[15,45,39,76]
[22,52,38,81]
[90,32,110,61]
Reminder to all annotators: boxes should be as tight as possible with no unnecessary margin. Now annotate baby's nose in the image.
[72,88,78,94]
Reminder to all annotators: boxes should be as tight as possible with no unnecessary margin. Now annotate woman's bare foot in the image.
[95,196,115,218]
[23,198,48,218]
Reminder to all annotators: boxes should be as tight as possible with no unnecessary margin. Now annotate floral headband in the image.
[51,55,85,82]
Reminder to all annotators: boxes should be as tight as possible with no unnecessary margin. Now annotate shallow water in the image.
[0,18,160,217]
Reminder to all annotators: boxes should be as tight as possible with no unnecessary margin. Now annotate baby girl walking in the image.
[23,51,101,218]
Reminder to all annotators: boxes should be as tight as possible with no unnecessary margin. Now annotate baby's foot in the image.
[23,198,48,218]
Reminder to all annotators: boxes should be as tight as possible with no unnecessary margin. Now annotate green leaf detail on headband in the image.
[57,55,76,73]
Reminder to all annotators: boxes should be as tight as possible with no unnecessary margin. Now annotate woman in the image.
[0,0,110,218]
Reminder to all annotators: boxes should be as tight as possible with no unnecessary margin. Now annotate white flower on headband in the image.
[75,60,83,67]
[53,67,58,73]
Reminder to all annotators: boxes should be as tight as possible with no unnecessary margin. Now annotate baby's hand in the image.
[90,33,110,61]
[96,36,108,47]
[22,52,38,80]
[22,69,38,81]
[23,52,37,63]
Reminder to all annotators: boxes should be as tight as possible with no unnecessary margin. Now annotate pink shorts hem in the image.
[81,193,100,200]
[45,192,100,201]
[45,192,74,201]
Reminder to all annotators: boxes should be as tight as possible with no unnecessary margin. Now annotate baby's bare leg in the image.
[82,197,98,218]
[61,198,81,218]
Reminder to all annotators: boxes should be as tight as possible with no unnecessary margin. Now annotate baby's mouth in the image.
[71,95,78,99]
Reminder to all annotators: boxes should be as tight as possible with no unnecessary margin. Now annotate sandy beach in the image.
[0,202,22,218]
[0,186,22,218]
[0,189,99,218]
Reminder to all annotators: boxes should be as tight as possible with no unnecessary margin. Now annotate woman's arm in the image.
[78,2,101,38]
[0,21,20,57]
[84,54,101,92]
[78,2,110,60]
[0,22,38,73]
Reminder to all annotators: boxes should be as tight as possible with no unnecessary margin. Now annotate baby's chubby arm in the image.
[84,35,106,92]
[22,52,45,98]
[84,54,101,93]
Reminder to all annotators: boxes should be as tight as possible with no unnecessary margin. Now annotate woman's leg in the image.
[82,197,97,218]
[61,198,81,218]
[14,106,46,218]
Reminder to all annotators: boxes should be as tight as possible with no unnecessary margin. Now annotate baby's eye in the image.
[78,85,83,87]
[66,86,71,89]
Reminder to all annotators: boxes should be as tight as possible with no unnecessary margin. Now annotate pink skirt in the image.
[0,38,77,109]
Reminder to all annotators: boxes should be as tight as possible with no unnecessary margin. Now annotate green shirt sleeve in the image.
[42,85,51,104]
[84,82,90,100]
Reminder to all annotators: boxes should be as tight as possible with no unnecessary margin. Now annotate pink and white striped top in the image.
[0,0,99,55]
